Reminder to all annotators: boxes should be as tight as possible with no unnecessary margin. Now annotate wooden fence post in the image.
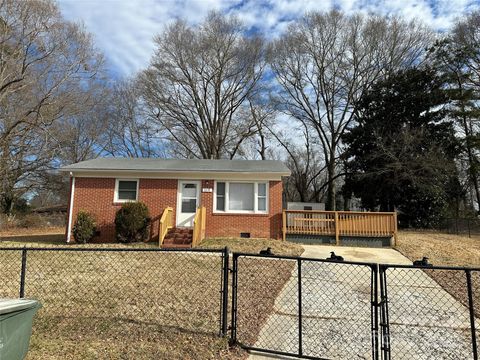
[282,210,287,241]
[335,211,340,245]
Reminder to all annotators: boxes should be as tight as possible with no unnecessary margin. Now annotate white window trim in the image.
[114,179,139,203]
[213,180,269,214]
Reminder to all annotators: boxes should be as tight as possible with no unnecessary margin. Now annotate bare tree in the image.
[453,11,480,88]
[0,0,104,213]
[269,10,432,209]
[454,11,480,213]
[269,121,327,202]
[103,80,163,158]
[138,12,265,159]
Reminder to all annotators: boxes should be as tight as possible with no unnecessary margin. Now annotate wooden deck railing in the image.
[283,210,398,245]
[192,206,206,247]
[158,207,174,246]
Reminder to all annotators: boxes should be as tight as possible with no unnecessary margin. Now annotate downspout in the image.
[66,173,75,243]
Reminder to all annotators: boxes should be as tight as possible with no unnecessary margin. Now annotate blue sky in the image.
[58,0,480,78]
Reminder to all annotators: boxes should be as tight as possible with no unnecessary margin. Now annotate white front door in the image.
[177,180,201,227]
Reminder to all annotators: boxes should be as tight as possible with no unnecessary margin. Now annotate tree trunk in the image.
[343,195,350,211]
[325,160,336,210]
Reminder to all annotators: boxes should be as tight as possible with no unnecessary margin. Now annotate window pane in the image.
[258,183,267,197]
[216,182,226,211]
[229,183,254,211]
[181,199,196,213]
[258,197,266,211]
[182,183,197,198]
[216,196,225,211]
[118,181,137,191]
[118,190,137,200]
[217,182,225,196]
[118,181,137,200]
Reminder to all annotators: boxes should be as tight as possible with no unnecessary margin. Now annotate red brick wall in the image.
[70,178,178,243]
[68,177,283,243]
[200,180,283,239]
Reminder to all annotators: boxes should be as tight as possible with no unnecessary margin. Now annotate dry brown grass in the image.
[199,237,304,256]
[0,226,64,236]
[0,236,303,359]
[234,257,297,347]
[395,230,480,267]
[0,227,66,246]
[0,249,241,360]
[395,230,480,318]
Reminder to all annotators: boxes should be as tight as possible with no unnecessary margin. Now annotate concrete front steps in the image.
[162,227,193,249]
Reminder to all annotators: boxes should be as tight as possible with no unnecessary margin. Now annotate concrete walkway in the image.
[301,245,412,265]
[248,245,475,360]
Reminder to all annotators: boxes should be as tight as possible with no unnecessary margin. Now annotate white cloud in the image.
[58,0,480,77]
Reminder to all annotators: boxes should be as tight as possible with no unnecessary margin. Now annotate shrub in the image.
[73,211,96,244]
[115,202,150,243]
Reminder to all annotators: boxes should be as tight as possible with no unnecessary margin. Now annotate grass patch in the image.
[0,226,64,236]
[395,231,480,317]
[0,228,65,246]
[1,237,304,359]
[199,237,304,256]
[0,248,245,359]
[395,231,480,267]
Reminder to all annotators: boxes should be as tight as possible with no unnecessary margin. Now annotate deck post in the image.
[335,211,340,245]
[282,210,287,241]
[393,211,398,246]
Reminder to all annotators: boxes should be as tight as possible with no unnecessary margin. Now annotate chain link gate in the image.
[230,253,380,359]
[379,264,479,360]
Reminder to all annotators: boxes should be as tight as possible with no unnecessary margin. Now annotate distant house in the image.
[60,158,290,246]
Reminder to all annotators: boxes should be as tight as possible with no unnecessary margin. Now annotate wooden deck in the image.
[282,210,398,245]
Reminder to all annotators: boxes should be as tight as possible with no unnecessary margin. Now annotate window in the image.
[229,183,254,211]
[115,179,138,202]
[216,182,225,211]
[215,181,268,213]
[258,183,267,211]
[181,183,197,213]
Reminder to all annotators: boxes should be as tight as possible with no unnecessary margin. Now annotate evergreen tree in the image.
[343,68,461,227]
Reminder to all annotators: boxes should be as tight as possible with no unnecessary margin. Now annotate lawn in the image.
[0,227,65,245]
[395,230,480,319]
[199,237,304,256]
[0,234,303,359]
[395,230,480,267]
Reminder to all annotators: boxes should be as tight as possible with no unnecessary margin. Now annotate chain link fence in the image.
[1,247,479,359]
[0,247,229,346]
[434,218,480,237]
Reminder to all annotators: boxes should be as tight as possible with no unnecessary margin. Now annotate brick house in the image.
[61,158,290,246]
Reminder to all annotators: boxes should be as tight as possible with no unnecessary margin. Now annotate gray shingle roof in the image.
[60,158,290,175]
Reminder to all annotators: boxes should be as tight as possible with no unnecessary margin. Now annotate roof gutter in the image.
[59,170,290,182]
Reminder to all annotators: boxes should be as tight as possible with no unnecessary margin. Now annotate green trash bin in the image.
[0,299,41,360]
